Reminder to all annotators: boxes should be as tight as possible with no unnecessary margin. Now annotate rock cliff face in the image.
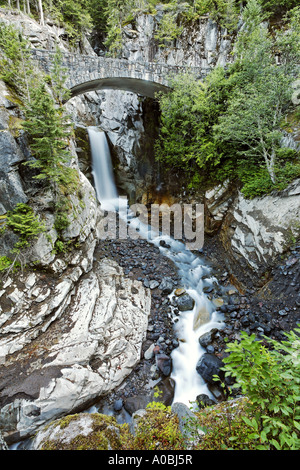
[0,257,151,444]
[66,11,237,203]
[0,80,29,217]
[121,11,235,68]
[0,10,152,444]
[0,9,237,205]
[67,90,158,203]
[0,7,299,448]
[205,178,300,287]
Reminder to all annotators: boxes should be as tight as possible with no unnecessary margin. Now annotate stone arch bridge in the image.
[31,49,209,99]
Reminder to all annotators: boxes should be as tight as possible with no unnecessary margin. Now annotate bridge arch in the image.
[69,76,170,100]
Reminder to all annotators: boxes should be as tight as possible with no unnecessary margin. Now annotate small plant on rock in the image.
[3,203,45,275]
[130,401,186,450]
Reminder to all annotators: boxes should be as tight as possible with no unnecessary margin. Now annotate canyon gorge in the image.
[0,2,299,450]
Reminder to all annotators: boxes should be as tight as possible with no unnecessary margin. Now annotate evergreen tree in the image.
[0,23,34,100]
[22,82,73,190]
[50,45,71,104]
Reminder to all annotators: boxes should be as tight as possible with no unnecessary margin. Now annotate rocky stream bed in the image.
[88,234,300,421]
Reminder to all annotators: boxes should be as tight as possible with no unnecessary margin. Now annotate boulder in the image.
[124,395,152,415]
[198,328,219,349]
[175,293,195,312]
[219,179,300,281]
[171,402,204,445]
[154,377,176,406]
[26,413,124,450]
[113,399,123,412]
[159,277,174,295]
[196,394,215,409]
[149,279,159,289]
[124,377,175,416]
[196,353,224,385]
[156,353,172,376]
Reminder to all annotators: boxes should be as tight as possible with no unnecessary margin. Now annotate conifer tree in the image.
[0,23,33,100]
[22,82,73,190]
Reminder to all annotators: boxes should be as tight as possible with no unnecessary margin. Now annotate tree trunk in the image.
[38,0,44,26]
[267,149,276,184]
[262,148,276,184]
[259,126,276,184]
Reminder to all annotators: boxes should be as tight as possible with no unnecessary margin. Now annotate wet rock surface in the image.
[201,237,300,350]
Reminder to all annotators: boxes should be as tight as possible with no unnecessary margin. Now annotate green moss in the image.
[58,413,82,429]
[8,115,24,137]
[129,402,186,451]
[3,87,24,107]
[74,126,90,161]
[193,397,257,450]
[39,413,129,451]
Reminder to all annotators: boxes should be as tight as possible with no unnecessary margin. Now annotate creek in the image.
[88,126,225,408]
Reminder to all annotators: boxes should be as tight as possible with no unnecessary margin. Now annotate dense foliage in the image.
[2,0,299,49]
[155,1,300,197]
[0,22,35,99]
[0,203,45,274]
[221,327,300,450]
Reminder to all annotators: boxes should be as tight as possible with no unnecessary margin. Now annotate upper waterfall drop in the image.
[88,127,118,203]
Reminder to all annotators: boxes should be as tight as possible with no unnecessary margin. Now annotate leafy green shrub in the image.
[221,328,300,450]
[239,161,300,199]
[194,397,259,450]
[0,256,12,272]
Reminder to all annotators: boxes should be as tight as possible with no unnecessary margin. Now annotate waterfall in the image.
[88,127,118,203]
[88,127,224,407]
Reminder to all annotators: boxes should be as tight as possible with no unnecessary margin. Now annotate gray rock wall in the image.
[121,12,235,68]
[0,81,28,216]
[0,257,151,444]
[205,178,300,282]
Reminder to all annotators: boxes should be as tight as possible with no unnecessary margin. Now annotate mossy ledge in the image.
[38,413,129,451]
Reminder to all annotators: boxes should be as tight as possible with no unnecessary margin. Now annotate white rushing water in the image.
[88,127,225,407]
[88,127,118,202]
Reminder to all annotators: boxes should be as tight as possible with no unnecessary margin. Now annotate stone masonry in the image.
[31,49,208,99]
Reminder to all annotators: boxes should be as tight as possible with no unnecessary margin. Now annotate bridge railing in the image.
[31,48,210,79]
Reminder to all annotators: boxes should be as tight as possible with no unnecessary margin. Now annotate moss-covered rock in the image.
[28,413,130,450]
